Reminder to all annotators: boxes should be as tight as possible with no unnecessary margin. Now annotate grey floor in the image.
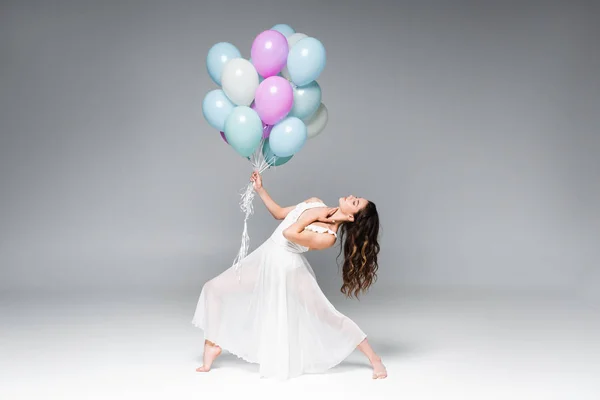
[2,289,599,400]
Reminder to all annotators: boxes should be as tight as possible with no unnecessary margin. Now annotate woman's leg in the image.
[196,340,222,372]
[195,259,261,372]
[289,267,388,379]
[357,338,387,379]
[195,276,227,372]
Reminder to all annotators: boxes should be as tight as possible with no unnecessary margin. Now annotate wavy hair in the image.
[336,201,380,299]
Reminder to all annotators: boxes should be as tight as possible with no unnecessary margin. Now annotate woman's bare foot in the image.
[195,340,222,372]
[371,357,388,379]
[356,338,387,380]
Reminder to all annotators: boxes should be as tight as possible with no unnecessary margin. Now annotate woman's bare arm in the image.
[255,186,296,220]
[251,172,296,220]
[251,172,324,220]
[284,229,336,250]
[283,206,338,250]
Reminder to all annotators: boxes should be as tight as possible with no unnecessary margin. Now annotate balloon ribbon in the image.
[232,138,279,282]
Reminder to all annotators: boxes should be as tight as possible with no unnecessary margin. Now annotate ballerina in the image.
[192,171,387,380]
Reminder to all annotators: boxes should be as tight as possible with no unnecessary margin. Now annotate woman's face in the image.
[338,195,368,219]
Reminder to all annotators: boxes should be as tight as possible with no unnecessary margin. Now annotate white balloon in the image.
[221,58,259,106]
[288,32,308,48]
[281,67,292,81]
[304,103,328,139]
[281,33,308,81]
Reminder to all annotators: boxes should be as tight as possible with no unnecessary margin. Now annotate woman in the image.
[192,171,387,380]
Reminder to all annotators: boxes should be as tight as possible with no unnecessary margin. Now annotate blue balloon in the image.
[287,37,326,86]
[289,81,322,120]
[263,139,293,167]
[268,117,307,157]
[206,42,241,85]
[224,106,263,157]
[202,89,235,132]
[270,24,295,37]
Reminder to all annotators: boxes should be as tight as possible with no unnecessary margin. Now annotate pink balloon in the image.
[250,101,273,138]
[250,103,273,138]
[254,76,293,125]
[251,30,289,78]
[219,131,228,144]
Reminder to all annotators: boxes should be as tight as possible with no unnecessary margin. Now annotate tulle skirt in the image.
[191,237,367,379]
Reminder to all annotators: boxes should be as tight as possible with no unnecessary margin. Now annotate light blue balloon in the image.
[289,81,322,120]
[224,106,263,157]
[206,42,241,85]
[202,89,235,132]
[270,24,295,37]
[263,139,293,167]
[268,117,307,157]
[287,37,326,86]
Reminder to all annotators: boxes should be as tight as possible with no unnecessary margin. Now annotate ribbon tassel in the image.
[232,138,276,282]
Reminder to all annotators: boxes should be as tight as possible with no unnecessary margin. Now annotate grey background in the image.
[1,0,598,303]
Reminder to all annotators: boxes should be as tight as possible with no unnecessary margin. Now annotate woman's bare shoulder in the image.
[304,197,324,204]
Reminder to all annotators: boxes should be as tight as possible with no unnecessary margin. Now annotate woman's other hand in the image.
[300,207,338,224]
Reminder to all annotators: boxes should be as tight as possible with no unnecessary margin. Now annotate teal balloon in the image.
[224,106,263,157]
[268,117,307,157]
[289,81,321,120]
[206,42,241,85]
[287,37,326,86]
[202,89,235,132]
[263,139,293,167]
[270,24,295,37]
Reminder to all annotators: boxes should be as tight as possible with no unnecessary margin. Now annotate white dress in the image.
[191,201,367,380]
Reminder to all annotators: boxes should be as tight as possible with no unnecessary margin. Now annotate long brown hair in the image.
[336,201,380,299]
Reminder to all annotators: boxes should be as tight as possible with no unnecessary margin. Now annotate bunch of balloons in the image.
[202,23,328,169]
[202,24,329,280]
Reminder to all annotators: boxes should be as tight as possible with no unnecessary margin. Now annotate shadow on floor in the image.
[367,337,419,358]
[195,338,421,375]
[327,338,420,374]
[195,352,258,374]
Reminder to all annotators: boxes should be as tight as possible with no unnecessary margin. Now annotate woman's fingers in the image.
[318,217,336,224]
[316,208,337,224]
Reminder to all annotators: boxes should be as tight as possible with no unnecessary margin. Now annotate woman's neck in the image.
[330,209,347,229]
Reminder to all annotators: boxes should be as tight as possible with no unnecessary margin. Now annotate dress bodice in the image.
[270,201,337,253]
